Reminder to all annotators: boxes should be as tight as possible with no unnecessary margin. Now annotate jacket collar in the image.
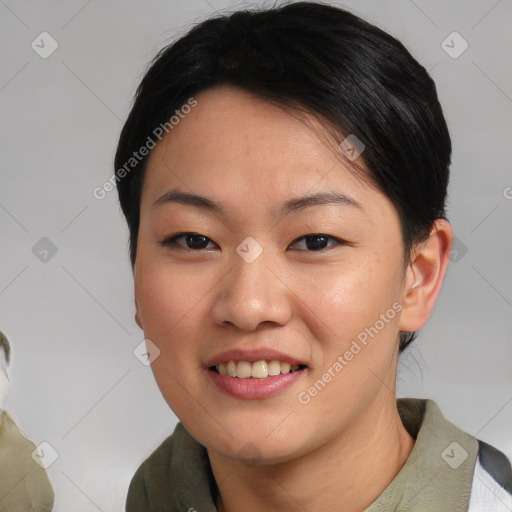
[130,398,479,511]
[365,398,478,511]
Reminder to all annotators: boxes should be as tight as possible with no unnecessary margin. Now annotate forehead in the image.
[141,86,391,222]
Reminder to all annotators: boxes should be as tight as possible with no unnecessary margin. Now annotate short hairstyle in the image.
[0,330,10,366]
[115,1,451,352]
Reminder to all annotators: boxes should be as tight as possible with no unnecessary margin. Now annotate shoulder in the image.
[125,428,178,512]
[126,422,213,512]
[0,411,55,510]
[1,410,40,457]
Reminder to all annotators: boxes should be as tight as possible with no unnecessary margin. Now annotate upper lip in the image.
[205,348,308,367]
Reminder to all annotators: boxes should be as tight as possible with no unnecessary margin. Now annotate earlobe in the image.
[399,219,453,333]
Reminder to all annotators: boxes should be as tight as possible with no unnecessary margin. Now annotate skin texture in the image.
[134,85,453,512]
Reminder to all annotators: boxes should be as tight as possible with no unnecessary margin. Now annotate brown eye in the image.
[161,233,217,250]
[289,234,344,251]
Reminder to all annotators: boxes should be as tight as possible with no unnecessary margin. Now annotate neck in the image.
[209,395,415,512]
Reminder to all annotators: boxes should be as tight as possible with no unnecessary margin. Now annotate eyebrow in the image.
[152,187,363,219]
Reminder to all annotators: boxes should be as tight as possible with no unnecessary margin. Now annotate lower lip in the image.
[208,368,306,399]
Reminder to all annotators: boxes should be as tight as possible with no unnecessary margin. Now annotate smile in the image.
[208,362,308,400]
[212,360,307,379]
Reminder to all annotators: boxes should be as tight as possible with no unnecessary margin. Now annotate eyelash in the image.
[159,232,348,252]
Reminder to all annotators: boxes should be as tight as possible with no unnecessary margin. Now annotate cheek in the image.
[134,260,210,417]
[295,267,401,432]
[298,253,398,331]
[134,259,206,362]
[295,253,402,380]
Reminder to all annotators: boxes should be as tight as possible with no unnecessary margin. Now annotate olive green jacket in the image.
[126,398,511,511]
[0,410,55,512]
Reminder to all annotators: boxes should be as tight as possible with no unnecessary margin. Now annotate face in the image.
[134,85,410,463]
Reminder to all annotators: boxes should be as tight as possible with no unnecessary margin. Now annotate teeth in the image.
[215,359,304,379]
[236,361,252,378]
[227,361,237,377]
[268,360,281,376]
[251,360,268,378]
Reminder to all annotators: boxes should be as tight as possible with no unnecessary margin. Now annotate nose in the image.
[210,247,293,331]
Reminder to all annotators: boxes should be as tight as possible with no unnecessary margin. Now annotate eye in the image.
[160,233,217,251]
[160,232,345,252]
[288,234,344,251]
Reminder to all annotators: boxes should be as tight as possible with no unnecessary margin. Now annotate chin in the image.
[197,422,314,465]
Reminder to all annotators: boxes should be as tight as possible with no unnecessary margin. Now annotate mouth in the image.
[207,359,308,399]
[210,360,308,379]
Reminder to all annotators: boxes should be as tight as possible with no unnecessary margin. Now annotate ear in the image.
[134,298,143,330]
[399,219,453,333]
[133,260,144,330]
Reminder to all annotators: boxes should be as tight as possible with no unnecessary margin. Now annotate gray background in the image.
[1,0,511,510]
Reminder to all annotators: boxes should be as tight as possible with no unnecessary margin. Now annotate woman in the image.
[114,2,512,510]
